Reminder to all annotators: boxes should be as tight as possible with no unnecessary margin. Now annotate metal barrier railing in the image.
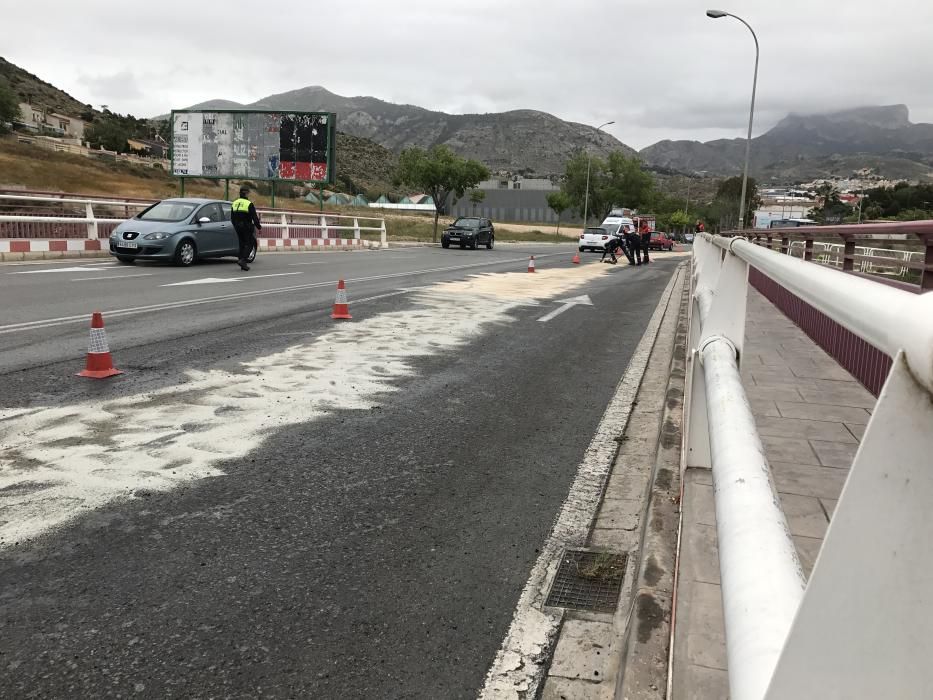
[0,193,387,247]
[683,232,933,699]
[733,220,933,291]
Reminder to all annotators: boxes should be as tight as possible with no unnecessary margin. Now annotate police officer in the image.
[625,225,643,266]
[639,222,651,265]
[231,187,262,271]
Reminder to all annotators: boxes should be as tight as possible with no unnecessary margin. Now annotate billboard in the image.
[170,110,336,184]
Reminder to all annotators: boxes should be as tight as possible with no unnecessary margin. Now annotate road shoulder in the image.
[538,262,687,699]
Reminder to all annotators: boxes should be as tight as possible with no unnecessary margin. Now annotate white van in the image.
[577,216,635,253]
[599,216,635,237]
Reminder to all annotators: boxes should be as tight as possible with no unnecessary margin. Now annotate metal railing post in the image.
[842,238,856,272]
[780,237,789,255]
[85,202,98,239]
[380,219,388,249]
[280,213,289,240]
[353,217,360,240]
[804,238,814,261]
[766,235,773,250]
[320,215,328,240]
[921,233,933,291]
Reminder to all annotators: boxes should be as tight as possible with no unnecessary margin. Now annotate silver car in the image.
[108,198,257,266]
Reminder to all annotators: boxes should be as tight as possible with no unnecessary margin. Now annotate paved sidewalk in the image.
[672,287,875,699]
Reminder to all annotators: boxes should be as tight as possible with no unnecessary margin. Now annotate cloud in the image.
[78,71,143,104]
[2,0,932,149]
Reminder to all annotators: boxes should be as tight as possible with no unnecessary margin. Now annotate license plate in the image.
[118,240,138,249]
[448,236,460,241]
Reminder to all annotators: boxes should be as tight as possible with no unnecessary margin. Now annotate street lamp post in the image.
[707,9,759,230]
[583,120,615,228]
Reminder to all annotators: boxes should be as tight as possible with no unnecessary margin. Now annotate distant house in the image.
[127,137,168,159]
[17,103,85,140]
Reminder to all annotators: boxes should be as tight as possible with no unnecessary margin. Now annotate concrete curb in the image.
[617,268,689,699]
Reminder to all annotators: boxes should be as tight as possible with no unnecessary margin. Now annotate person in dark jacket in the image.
[639,222,651,265]
[625,226,643,266]
[231,187,262,271]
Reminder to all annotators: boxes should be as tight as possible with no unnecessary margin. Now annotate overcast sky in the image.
[4,0,932,150]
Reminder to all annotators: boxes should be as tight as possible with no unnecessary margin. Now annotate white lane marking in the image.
[0,254,565,335]
[70,274,154,282]
[161,272,304,287]
[287,261,331,266]
[479,267,683,699]
[2,259,118,269]
[0,265,608,546]
[536,294,594,323]
[11,266,115,275]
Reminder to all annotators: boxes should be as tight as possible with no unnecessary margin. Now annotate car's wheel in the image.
[174,239,197,267]
[116,256,134,264]
[441,240,449,249]
[459,243,465,249]
[470,239,478,250]
[486,236,494,250]
[247,243,257,263]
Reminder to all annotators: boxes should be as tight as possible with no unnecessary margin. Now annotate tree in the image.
[714,176,761,229]
[668,210,692,234]
[469,188,486,213]
[602,152,654,216]
[546,191,573,239]
[0,79,18,134]
[560,150,655,223]
[86,117,131,152]
[397,146,490,241]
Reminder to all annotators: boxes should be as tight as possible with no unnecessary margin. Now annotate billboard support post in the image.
[271,180,276,209]
[179,177,185,197]
[224,179,230,200]
[319,183,324,212]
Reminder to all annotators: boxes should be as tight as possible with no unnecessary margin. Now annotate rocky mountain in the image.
[639,105,933,181]
[0,57,94,119]
[179,86,635,175]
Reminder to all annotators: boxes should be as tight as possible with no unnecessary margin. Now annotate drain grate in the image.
[544,550,628,612]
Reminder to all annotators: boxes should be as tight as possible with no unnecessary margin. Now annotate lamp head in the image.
[706,9,728,18]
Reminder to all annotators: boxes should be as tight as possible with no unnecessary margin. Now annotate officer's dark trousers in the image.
[235,224,255,262]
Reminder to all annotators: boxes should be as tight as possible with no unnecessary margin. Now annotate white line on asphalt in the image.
[160,272,304,287]
[0,254,565,335]
[287,261,332,266]
[70,273,154,282]
[479,266,684,700]
[2,260,119,270]
[11,266,116,275]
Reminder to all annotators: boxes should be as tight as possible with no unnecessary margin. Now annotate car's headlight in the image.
[143,232,174,240]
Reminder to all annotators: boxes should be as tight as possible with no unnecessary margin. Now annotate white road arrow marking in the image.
[161,272,303,287]
[536,294,593,322]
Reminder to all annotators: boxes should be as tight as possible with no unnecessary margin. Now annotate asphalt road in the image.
[0,244,685,698]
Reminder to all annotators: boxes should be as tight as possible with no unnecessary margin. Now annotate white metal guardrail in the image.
[684,232,933,699]
[0,194,388,247]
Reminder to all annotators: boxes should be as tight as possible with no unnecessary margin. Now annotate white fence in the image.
[684,233,933,699]
[783,240,922,277]
[0,194,387,247]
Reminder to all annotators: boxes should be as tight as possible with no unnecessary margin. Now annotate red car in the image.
[647,231,675,251]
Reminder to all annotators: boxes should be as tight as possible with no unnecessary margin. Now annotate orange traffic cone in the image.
[77,312,123,379]
[528,256,536,273]
[331,279,352,319]
[572,252,581,264]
